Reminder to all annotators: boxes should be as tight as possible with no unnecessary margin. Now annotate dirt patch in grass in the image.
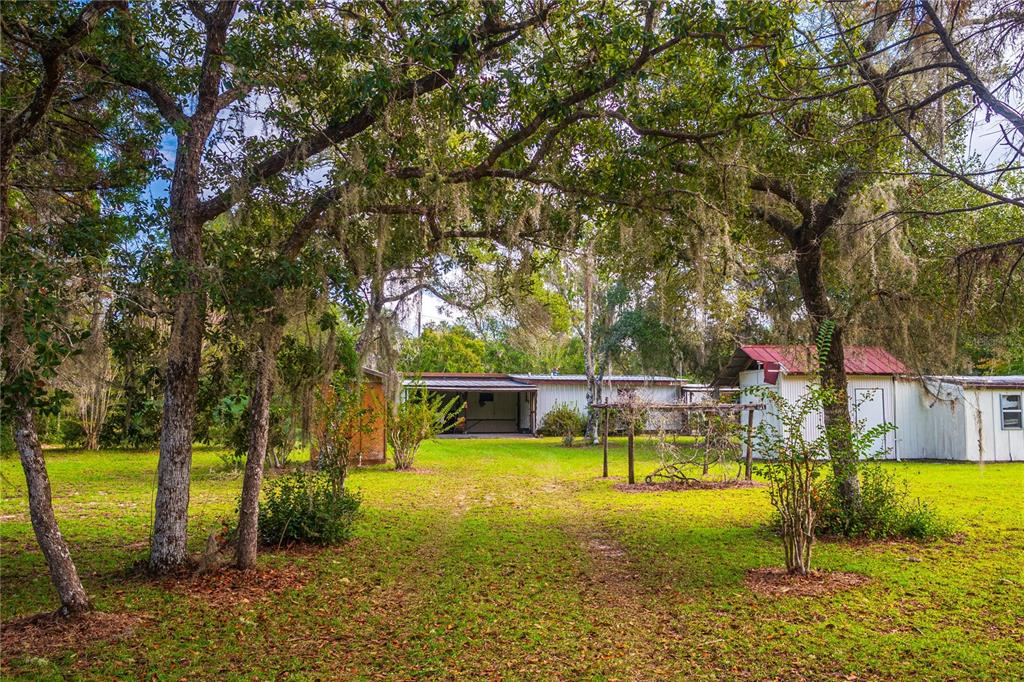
[614,479,765,493]
[160,564,311,605]
[744,567,871,597]
[1,610,148,660]
[564,524,644,606]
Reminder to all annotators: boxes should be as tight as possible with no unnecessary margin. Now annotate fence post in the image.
[744,409,754,481]
[627,423,635,485]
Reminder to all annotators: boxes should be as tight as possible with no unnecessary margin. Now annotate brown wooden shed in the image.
[350,369,387,464]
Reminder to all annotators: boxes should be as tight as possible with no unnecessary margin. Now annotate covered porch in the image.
[404,374,538,435]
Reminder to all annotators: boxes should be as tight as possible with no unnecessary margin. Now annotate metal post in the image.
[627,423,635,485]
[744,409,754,481]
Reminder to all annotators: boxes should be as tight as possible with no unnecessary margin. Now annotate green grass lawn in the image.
[1,439,1022,680]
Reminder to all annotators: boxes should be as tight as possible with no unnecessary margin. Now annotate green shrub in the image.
[58,419,87,448]
[538,402,587,446]
[897,498,955,541]
[257,470,361,547]
[217,448,245,472]
[387,387,463,469]
[816,463,952,541]
[1,419,16,457]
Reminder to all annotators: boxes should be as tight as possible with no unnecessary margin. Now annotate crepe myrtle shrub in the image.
[387,387,463,470]
[749,383,894,574]
[257,470,361,547]
[538,402,588,446]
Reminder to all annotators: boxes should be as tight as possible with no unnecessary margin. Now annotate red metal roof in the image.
[714,344,908,386]
[740,345,908,375]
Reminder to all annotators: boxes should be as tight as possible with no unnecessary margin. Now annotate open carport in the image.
[404,373,538,435]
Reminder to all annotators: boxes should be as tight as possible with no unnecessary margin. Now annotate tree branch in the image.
[920,0,1024,141]
[750,176,813,222]
[195,4,557,223]
[1,0,126,160]
[73,49,187,126]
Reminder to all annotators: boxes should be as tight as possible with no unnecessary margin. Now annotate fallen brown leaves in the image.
[614,480,765,493]
[744,567,871,598]
[160,564,311,606]
[1,610,148,660]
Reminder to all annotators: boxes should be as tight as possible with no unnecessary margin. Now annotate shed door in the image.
[854,388,889,457]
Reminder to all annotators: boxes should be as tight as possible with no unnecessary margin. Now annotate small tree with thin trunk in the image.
[386,388,462,471]
[612,391,651,485]
[1,0,150,613]
[236,371,365,570]
[750,383,833,575]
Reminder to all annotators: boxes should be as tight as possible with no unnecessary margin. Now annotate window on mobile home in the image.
[1000,394,1022,429]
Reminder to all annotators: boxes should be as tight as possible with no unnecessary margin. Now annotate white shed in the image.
[716,345,908,459]
[715,345,1024,462]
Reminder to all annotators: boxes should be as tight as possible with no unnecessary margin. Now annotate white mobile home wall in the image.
[961,388,1023,462]
[738,370,900,458]
[892,379,967,460]
[527,382,680,432]
[739,372,1022,461]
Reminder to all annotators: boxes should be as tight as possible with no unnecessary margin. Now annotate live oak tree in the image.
[1,0,154,613]
[831,1,1024,217]
[537,3,907,510]
[575,3,1020,514]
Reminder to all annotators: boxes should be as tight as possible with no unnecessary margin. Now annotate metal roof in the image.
[509,373,681,385]
[925,375,1024,390]
[402,372,685,391]
[714,345,909,386]
[403,375,536,392]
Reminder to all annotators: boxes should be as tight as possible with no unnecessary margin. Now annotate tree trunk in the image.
[300,388,311,447]
[0,160,10,247]
[235,322,284,570]
[602,408,609,478]
[13,401,92,615]
[78,294,109,451]
[150,133,209,573]
[582,246,604,446]
[793,238,859,509]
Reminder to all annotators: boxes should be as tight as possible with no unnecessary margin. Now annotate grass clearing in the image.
[1,439,1022,680]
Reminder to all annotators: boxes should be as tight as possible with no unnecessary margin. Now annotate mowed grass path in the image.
[1,439,1022,680]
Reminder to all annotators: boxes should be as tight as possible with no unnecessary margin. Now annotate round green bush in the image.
[538,402,587,446]
[258,470,361,547]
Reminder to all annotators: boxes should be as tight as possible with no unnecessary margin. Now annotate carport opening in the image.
[402,374,538,435]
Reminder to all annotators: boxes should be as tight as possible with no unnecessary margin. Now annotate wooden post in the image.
[602,408,609,478]
[744,409,754,481]
[627,423,635,485]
